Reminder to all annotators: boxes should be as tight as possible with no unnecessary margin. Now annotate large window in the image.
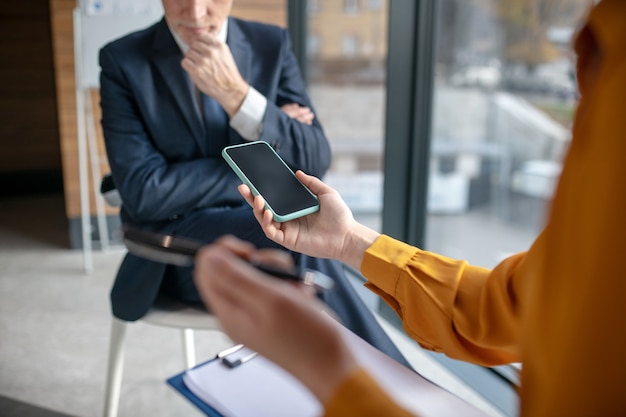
[380,1,590,415]
[306,0,389,232]
[425,0,588,268]
[294,1,591,415]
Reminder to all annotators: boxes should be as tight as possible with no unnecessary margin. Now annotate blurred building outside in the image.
[304,0,588,268]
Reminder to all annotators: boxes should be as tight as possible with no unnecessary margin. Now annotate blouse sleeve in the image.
[323,368,416,417]
[361,234,525,366]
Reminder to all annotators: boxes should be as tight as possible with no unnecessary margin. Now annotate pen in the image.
[124,228,306,282]
[123,228,334,290]
[250,260,304,283]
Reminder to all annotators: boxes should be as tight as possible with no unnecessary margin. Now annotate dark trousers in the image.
[159,204,411,368]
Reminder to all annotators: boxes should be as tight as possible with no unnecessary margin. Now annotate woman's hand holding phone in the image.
[238,170,381,271]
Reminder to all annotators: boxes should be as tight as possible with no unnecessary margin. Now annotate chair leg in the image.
[182,328,196,369]
[103,318,128,417]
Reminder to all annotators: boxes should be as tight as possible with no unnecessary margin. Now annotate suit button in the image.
[169,214,179,221]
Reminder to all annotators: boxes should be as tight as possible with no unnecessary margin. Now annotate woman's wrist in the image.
[291,329,359,404]
[340,222,380,270]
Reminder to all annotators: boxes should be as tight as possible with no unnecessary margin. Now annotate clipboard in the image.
[166,316,489,417]
[167,363,224,417]
[167,346,321,417]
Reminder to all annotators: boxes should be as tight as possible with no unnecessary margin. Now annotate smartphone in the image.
[222,141,320,222]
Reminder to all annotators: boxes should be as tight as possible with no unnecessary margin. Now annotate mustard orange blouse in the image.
[325,1,626,415]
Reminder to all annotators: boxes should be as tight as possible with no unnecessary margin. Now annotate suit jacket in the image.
[99,17,332,321]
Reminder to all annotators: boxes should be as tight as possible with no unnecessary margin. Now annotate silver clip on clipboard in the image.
[216,344,258,369]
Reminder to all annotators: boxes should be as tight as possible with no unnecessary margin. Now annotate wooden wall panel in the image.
[0,1,61,173]
[49,0,286,221]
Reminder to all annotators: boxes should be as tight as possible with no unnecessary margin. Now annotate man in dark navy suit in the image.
[99,0,408,366]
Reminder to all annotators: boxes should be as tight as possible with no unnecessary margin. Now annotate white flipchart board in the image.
[75,0,164,88]
[73,0,163,272]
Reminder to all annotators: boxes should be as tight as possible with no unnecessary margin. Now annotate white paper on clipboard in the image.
[179,315,488,417]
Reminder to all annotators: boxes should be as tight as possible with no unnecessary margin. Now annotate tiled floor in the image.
[0,192,504,417]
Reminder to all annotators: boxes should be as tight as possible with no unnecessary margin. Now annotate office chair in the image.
[100,173,225,417]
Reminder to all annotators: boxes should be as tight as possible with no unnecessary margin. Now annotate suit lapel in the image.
[227,19,253,99]
[150,20,208,154]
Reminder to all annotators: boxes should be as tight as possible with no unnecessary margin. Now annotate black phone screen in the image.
[223,142,319,219]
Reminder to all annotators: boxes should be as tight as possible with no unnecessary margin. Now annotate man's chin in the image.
[180,26,218,42]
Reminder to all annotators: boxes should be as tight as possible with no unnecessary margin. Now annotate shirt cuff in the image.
[361,235,418,296]
[230,87,267,141]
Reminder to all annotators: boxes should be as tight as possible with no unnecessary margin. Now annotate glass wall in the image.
[306,0,389,231]
[425,0,590,267]
[300,2,593,414]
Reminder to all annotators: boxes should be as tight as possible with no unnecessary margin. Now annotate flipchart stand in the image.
[72,0,163,272]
